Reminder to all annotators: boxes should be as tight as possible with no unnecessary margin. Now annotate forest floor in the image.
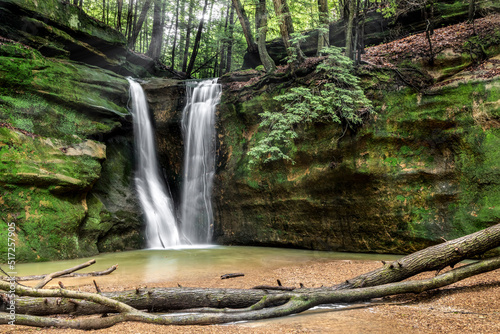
[2,258,499,334]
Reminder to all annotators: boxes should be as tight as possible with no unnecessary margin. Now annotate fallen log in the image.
[2,223,500,329]
[336,222,500,289]
[33,260,97,289]
[1,256,500,329]
[2,264,118,282]
[5,222,500,318]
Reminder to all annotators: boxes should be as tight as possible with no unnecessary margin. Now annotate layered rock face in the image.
[213,54,500,254]
[0,0,147,261]
[0,0,168,77]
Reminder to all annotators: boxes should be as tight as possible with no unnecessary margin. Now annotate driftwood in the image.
[2,264,118,283]
[1,223,500,329]
[220,273,245,279]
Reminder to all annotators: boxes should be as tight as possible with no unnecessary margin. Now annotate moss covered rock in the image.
[0,127,104,261]
[0,37,144,262]
[213,53,500,254]
[0,0,169,77]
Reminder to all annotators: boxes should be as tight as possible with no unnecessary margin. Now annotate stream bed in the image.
[14,246,401,288]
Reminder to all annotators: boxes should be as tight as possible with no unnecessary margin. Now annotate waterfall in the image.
[128,78,181,248]
[180,79,221,244]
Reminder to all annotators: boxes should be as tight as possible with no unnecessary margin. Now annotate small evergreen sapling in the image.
[248,46,373,165]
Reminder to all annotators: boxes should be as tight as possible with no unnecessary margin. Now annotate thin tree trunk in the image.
[177,0,187,71]
[102,0,106,22]
[345,0,356,59]
[181,0,195,72]
[231,0,257,53]
[116,0,123,31]
[256,0,275,72]
[356,0,367,64]
[203,0,216,76]
[317,0,329,55]
[468,0,476,22]
[125,0,134,41]
[147,0,163,60]
[218,0,231,76]
[130,0,139,47]
[273,0,305,63]
[128,0,153,49]
[186,0,209,76]
[158,0,167,59]
[423,2,434,66]
[225,4,235,73]
[171,0,180,69]
[107,0,110,25]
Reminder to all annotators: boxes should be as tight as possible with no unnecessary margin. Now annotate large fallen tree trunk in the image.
[8,222,500,317]
[1,256,500,329]
[1,223,500,329]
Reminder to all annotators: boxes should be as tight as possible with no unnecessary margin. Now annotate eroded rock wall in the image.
[0,0,147,262]
[213,56,500,254]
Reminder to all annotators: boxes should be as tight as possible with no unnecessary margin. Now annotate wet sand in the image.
[3,257,500,334]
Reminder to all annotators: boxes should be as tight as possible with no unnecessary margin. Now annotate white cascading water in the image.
[180,79,221,244]
[128,78,181,248]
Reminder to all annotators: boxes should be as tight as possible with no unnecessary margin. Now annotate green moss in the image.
[0,185,86,262]
[0,40,129,125]
[2,0,125,44]
[0,127,102,189]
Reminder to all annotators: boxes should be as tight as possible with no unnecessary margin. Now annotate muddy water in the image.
[14,246,400,288]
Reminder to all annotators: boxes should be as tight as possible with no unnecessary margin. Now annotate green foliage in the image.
[248,47,373,165]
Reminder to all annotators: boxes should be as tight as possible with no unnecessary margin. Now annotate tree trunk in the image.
[203,0,216,77]
[225,3,235,73]
[273,0,305,63]
[171,0,180,69]
[116,0,123,31]
[177,0,187,71]
[218,0,231,76]
[231,0,257,53]
[345,0,356,59]
[255,0,276,72]
[468,0,476,22]
[356,0,367,64]
[146,0,162,60]
[181,0,195,72]
[7,223,500,321]
[337,222,500,289]
[125,0,134,41]
[3,256,500,328]
[146,0,163,60]
[128,0,153,49]
[317,0,329,56]
[185,0,209,76]
[423,1,435,66]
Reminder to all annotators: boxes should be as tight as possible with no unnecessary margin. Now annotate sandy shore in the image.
[2,258,499,334]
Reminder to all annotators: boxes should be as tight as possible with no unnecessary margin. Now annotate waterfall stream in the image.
[128,78,181,248]
[128,78,220,247]
[180,79,221,244]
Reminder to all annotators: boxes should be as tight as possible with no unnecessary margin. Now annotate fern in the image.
[248,46,373,166]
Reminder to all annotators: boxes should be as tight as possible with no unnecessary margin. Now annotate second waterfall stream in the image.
[128,78,221,248]
[180,79,221,244]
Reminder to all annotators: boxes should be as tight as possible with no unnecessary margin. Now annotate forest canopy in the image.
[73,0,387,78]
